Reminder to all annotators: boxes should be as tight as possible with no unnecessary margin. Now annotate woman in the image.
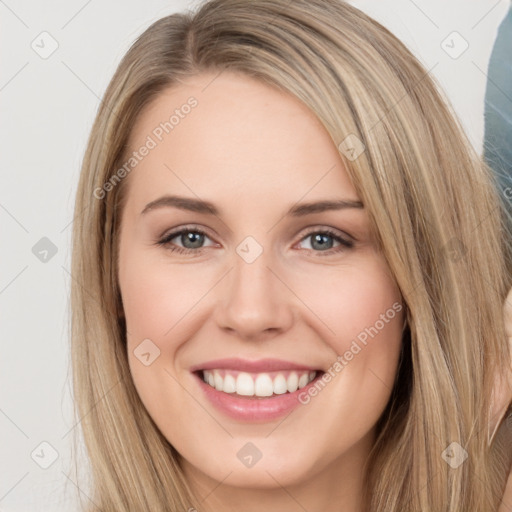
[70,0,512,510]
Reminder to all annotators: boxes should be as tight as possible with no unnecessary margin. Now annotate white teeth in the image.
[214,371,223,391]
[202,370,317,397]
[287,372,299,392]
[223,373,236,393]
[254,374,274,396]
[298,373,309,389]
[236,372,255,396]
[273,374,288,394]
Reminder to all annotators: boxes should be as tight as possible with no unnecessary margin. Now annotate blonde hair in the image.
[70,0,512,510]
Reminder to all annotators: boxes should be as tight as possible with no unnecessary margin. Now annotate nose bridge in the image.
[215,239,293,339]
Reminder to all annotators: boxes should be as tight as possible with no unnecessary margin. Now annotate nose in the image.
[214,248,295,341]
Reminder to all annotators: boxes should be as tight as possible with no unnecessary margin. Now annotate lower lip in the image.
[193,371,324,422]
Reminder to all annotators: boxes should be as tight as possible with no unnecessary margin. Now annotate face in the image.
[117,71,404,495]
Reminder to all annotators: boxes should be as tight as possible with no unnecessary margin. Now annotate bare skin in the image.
[116,70,512,511]
[118,71,404,512]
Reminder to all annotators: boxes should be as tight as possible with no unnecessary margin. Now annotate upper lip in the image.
[190,357,321,373]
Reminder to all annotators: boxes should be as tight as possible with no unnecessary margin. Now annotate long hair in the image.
[69,0,512,510]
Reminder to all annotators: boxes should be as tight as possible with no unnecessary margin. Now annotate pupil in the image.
[312,233,333,251]
[183,232,204,249]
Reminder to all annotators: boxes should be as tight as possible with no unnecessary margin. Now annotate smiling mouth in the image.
[196,369,323,398]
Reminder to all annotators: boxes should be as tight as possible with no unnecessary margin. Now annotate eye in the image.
[155,225,216,255]
[155,225,354,256]
[296,228,353,256]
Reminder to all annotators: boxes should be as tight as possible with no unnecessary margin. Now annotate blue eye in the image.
[156,225,353,256]
[156,226,214,255]
[297,228,353,254]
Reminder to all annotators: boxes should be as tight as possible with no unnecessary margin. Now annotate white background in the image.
[1,0,509,510]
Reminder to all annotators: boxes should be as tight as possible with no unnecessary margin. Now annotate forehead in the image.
[123,71,359,210]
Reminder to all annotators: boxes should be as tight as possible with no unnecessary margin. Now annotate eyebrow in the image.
[140,195,364,217]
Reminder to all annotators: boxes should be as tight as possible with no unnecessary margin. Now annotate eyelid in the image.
[299,225,355,243]
[158,224,218,247]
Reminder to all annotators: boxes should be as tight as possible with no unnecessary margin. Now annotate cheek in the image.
[120,250,219,416]
[120,257,205,433]
[297,257,403,353]
[296,257,404,411]
[120,256,210,340]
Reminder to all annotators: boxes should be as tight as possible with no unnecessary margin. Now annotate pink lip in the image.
[190,358,324,422]
[189,357,320,373]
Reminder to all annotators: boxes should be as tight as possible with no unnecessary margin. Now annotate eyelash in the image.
[155,225,354,257]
